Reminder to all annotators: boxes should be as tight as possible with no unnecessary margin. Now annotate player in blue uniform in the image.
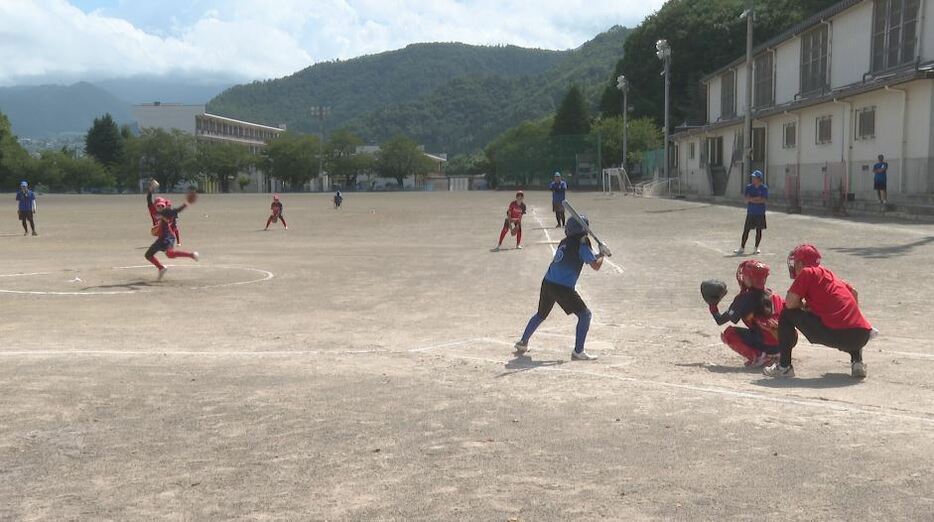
[15,180,37,236]
[734,170,768,255]
[513,215,609,360]
[873,154,888,208]
[549,172,568,228]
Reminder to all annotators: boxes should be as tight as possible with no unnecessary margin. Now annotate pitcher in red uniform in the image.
[493,191,526,251]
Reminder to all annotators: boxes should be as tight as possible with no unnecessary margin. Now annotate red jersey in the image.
[789,266,871,330]
[507,201,526,222]
[271,201,283,215]
[743,291,784,346]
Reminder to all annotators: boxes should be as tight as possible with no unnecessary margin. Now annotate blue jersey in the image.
[16,190,35,212]
[873,162,888,183]
[744,184,768,216]
[549,181,567,204]
[544,237,597,288]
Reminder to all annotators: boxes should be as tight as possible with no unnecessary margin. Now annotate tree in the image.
[125,128,198,190]
[85,113,124,168]
[551,85,590,136]
[198,141,255,193]
[0,110,33,191]
[376,134,434,189]
[261,133,321,189]
[32,148,113,192]
[326,128,373,187]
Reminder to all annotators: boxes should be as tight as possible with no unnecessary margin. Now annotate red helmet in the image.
[273,193,280,200]
[787,244,821,279]
[515,190,525,198]
[736,259,770,290]
[154,197,168,210]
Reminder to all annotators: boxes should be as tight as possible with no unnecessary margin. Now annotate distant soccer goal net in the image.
[601,168,633,194]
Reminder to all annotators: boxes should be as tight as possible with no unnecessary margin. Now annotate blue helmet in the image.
[565,215,589,238]
[20,180,28,187]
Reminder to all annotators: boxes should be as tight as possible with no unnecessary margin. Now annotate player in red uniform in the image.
[145,196,199,281]
[146,184,181,244]
[493,191,526,251]
[265,194,287,230]
[764,244,875,379]
[708,260,789,367]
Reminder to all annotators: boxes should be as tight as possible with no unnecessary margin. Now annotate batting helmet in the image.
[565,215,589,238]
[736,259,770,290]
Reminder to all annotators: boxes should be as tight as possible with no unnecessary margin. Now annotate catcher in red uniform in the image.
[494,191,527,251]
[703,260,791,367]
[265,194,288,230]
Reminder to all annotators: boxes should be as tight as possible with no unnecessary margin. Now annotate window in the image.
[751,128,766,163]
[721,70,736,118]
[783,122,797,149]
[672,143,679,168]
[800,25,829,95]
[689,142,696,160]
[872,0,921,73]
[856,107,876,140]
[753,52,774,108]
[816,115,833,145]
[706,137,724,167]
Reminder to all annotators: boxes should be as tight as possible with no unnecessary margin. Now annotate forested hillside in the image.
[208,27,630,154]
[0,82,132,138]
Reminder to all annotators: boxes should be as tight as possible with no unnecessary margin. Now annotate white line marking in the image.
[432,349,934,425]
[879,350,934,359]
[0,349,389,357]
[408,338,478,353]
[0,265,274,295]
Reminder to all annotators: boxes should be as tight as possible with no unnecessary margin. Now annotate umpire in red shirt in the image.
[764,244,874,379]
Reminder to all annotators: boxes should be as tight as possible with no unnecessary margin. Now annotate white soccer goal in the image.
[602,167,633,195]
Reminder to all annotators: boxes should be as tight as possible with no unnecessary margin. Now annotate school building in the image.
[672,0,934,214]
[133,103,286,193]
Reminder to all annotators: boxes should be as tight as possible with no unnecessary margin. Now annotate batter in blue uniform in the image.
[514,215,609,360]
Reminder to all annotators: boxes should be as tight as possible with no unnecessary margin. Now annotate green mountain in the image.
[0,82,133,138]
[208,27,629,154]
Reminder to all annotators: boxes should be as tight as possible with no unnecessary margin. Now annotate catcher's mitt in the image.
[700,279,728,306]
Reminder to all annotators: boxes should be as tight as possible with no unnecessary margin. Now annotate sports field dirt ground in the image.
[1,192,933,520]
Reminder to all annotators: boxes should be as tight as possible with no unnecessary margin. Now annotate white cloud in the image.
[0,0,666,86]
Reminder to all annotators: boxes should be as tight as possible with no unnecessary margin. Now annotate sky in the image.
[0,0,666,86]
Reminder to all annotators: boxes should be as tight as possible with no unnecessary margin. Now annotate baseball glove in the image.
[700,279,728,306]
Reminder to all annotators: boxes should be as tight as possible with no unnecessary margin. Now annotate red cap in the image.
[515,190,524,197]
[790,244,821,267]
[273,193,280,200]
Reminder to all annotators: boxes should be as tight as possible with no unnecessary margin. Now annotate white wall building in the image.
[133,103,285,193]
[672,0,934,209]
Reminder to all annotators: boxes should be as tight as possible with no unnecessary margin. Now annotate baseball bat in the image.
[562,200,612,257]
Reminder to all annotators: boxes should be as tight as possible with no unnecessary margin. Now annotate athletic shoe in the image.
[746,352,770,368]
[851,361,867,379]
[516,245,523,250]
[23,231,27,236]
[733,248,745,255]
[571,350,598,361]
[192,252,200,262]
[869,328,880,340]
[754,248,761,255]
[285,226,288,230]
[514,341,529,354]
[157,267,168,281]
[763,363,794,378]
[31,231,37,236]
[492,246,501,252]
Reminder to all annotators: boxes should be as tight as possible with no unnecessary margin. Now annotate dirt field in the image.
[1,192,932,520]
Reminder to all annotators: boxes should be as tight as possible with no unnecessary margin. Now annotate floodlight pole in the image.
[311,105,330,191]
[742,0,755,192]
[656,40,672,181]
[617,75,629,170]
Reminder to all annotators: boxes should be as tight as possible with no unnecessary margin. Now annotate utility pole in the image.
[741,0,755,192]
[311,105,330,191]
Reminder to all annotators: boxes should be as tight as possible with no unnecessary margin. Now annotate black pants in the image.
[18,210,35,233]
[778,308,871,367]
